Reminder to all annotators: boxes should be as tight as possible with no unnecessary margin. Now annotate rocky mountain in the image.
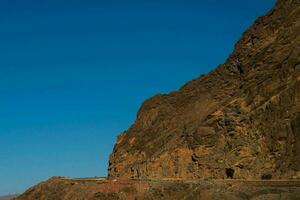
[14,0,300,199]
[109,0,300,180]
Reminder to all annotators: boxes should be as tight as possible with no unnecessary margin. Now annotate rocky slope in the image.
[15,177,300,200]
[109,0,300,180]
[14,1,300,200]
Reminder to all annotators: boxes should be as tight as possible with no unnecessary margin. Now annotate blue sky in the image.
[0,0,276,195]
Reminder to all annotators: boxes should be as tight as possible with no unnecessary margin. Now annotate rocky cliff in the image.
[109,0,300,180]
[13,1,300,200]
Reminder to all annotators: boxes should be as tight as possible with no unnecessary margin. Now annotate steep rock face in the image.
[109,0,300,180]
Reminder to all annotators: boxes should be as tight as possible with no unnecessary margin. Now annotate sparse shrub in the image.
[261,174,272,180]
[226,168,235,179]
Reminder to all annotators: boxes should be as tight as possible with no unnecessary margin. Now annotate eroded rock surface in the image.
[109,0,300,180]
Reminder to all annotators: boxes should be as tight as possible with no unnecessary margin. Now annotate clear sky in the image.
[0,0,276,195]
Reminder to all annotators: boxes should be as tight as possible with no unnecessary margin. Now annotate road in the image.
[61,177,300,187]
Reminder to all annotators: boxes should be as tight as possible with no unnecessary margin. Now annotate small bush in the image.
[261,174,272,180]
[226,168,235,179]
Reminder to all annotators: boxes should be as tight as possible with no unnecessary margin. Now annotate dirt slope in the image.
[15,177,300,200]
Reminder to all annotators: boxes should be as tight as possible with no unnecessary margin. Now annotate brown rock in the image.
[109,0,300,180]
[14,1,300,199]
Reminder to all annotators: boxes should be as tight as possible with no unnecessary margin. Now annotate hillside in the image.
[109,0,300,180]
[15,0,300,199]
[14,177,300,200]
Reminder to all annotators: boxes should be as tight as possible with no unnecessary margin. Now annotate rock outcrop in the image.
[109,0,300,180]
[13,1,300,200]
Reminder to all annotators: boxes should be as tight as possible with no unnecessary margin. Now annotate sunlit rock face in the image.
[109,0,300,180]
